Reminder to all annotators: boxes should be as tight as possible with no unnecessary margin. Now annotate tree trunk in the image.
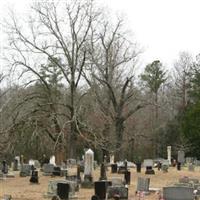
[115,116,124,161]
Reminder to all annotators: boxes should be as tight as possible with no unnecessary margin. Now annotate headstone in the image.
[13,159,18,171]
[111,164,118,173]
[50,155,56,166]
[94,180,112,200]
[143,159,155,175]
[136,163,142,173]
[163,186,193,200]
[52,166,61,176]
[161,160,169,172]
[188,164,195,172]
[110,155,115,164]
[57,183,69,200]
[167,146,172,165]
[1,160,8,174]
[110,177,124,186]
[82,148,94,188]
[67,159,77,167]
[20,164,32,177]
[136,177,150,193]
[43,164,54,176]
[178,150,185,164]
[30,170,39,184]
[195,160,200,166]
[124,160,128,172]
[45,180,76,198]
[29,159,35,166]
[177,162,181,171]
[107,186,128,200]
[99,163,107,181]
[124,171,131,185]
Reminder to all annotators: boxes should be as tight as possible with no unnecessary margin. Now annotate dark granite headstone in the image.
[124,171,131,185]
[57,183,69,200]
[52,167,61,176]
[99,163,107,180]
[2,160,8,174]
[136,163,141,173]
[30,170,39,184]
[111,164,118,173]
[94,180,112,200]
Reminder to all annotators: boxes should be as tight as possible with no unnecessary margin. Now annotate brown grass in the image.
[0,166,200,200]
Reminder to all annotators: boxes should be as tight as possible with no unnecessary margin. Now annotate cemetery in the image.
[1,148,200,200]
[1,0,200,200]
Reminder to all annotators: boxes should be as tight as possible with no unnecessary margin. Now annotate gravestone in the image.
[94,180,112,200]
[82,148,94,188]
[195,160,200,166]
[110,155,115,164]
[45,180,76,198]
[52,166,61,176]
[188,164,195,172]
[30,170,39,184]
[167,146,172,165]
[111,164,118,173]
[163,186,193,200]
[144,159,155,174]
[57,183,69,200]
[107,186,128,200]
[67,159,77,167]
[20,164,32,177]
[124,171,131,185]
[136,162,142,173]
[50,155,56,166]
[13,159,18,171]
[177,150,185,170]
[110,177,124,186]
[99,163,107,181]
[161,160,169,172]
[136,177,150,194]
[1,160,8,174]
[43,164,55,176]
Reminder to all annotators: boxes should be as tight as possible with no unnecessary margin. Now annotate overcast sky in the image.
[1,0,200,71]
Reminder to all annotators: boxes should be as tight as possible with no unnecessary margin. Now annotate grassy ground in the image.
[0,166,200,200]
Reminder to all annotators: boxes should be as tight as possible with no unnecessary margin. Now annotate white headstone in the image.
[143,159,153,167]
[50,155,56,165]
[29,159,35,166]
[84,149,94,176]
[167,146,171,165]
[110,155,115,164]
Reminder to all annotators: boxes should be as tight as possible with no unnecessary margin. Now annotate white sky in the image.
[0,0,200,71]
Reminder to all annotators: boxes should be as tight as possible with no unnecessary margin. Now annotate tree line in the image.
[0,0,200,163]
